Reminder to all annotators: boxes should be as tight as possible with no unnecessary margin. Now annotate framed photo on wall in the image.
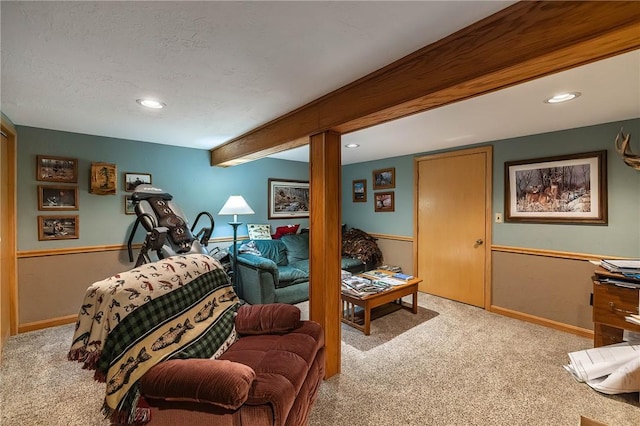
[504,150,607,224]
[352,179,367,202]
[268,179,310,219]
[374,191,395,212]
[373,167,395,189]
[124,195,136,214]
[36,155,78,183]
[38,185,78,210]
[38,215,79,240]
[89,162,117,195]
[124,172,152,192]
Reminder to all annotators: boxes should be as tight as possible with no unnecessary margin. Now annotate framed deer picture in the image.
[504,151,607,224]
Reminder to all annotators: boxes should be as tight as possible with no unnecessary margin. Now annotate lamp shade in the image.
[218,196,255,220]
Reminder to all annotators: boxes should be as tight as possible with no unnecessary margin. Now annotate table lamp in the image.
[218,195,254,298]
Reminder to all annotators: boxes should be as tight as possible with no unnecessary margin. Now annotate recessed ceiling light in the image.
[544,92,581,104]
[136,98,166,109]
[345,143,360,148]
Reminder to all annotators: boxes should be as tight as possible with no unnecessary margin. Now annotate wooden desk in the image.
[341,273,421,335]
[592,267,640,347]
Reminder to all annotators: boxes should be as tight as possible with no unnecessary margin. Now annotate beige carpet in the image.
[1,293,638,426]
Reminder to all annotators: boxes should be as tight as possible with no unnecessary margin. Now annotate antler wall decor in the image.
[614,128,640,171]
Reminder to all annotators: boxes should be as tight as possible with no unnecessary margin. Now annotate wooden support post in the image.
[309,130,342,378]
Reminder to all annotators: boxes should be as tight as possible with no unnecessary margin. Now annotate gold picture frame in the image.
[372,167,395,189]
[38,185,78,211]
[90,162,117,195]
[352,179,367,202]
[37,215,79,240]
[504,150,607,224]
[36,155,78,183]
[374,191,395,212]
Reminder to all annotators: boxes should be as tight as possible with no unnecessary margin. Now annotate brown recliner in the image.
[139,303,325,426]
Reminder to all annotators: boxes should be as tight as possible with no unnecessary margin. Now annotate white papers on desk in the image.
[564,343,640,395]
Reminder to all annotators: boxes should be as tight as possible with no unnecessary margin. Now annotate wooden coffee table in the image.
[341,273,421,335]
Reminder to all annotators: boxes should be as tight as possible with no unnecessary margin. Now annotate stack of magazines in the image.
[341,276,389,297]
[600,259,640,276]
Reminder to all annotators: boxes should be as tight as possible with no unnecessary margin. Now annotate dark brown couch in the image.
[138,303,325,426]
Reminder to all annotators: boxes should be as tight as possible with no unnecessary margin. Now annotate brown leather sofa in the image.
[138,303,325,426]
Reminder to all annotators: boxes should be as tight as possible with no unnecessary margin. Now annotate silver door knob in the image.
[474,239,484,248]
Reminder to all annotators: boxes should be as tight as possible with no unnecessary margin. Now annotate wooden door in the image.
[1,121,18,359]
[415,146,492,308]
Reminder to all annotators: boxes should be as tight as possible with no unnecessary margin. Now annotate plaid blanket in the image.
[68,254,239,424]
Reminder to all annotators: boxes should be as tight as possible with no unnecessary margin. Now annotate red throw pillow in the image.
[271,224,300,239]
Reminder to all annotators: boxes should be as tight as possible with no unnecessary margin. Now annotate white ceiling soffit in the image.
[271,49,640,164]
[0,1,515,151]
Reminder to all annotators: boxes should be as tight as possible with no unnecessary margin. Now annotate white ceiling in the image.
[1,1,638,165]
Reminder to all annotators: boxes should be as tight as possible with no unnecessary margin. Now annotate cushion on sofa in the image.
[251,239,289,266]
[288,260,310,274]
[247,224,272,240]
[281,233,309,263]
[218,321,324,424]
[139,358,255,410]
[272,224,300,239]
[276,266,309,288]
[235,304,301,335]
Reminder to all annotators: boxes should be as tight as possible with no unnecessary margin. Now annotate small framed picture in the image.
[374,191,395,212]
[352,179,367,202]
[124,195,136,215]
[38,185,78,211]
[124,172,152,192]
[373,167,395,189]
[89,162,117,195]
[36,155,78,183]
[38,215,79,240]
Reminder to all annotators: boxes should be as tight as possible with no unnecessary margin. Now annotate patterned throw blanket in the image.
[68,254,239,424]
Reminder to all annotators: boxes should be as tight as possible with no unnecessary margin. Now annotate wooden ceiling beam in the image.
[210,1,640,166]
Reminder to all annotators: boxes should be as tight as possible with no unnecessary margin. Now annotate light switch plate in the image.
[495,213,503,223]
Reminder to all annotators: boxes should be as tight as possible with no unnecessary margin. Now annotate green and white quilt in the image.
[68,253,239,424]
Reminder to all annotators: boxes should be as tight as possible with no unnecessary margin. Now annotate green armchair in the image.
[231,233,365,305]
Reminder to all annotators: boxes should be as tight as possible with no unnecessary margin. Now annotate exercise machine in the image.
[126,185,214,267]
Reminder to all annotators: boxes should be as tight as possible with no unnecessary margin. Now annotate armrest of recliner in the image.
[235,303,301,335]
[139,359,255,410]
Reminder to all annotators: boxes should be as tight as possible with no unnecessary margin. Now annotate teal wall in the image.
[16,126,309,251]
[342,119,640,257]
[16,119,640,257]
[341,155,414,235]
